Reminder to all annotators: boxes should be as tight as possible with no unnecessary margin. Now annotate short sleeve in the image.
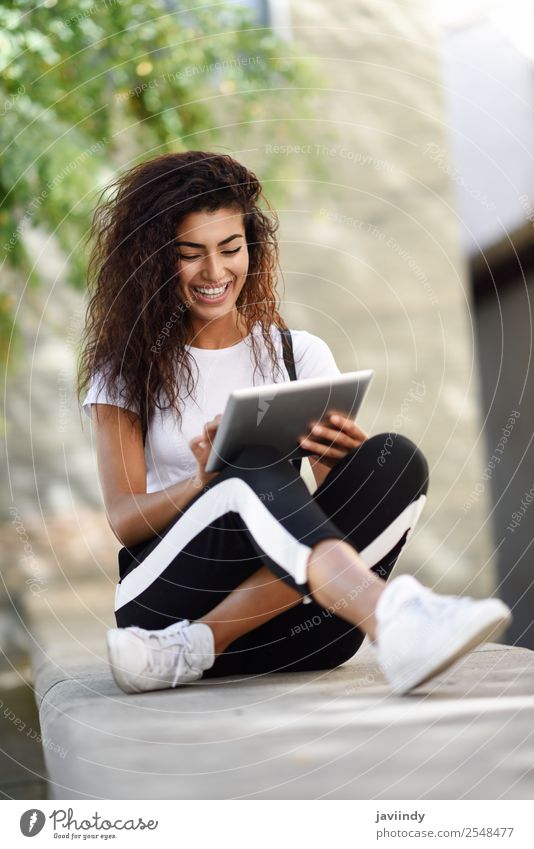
[81,369,140,419]
[290,330,341,380]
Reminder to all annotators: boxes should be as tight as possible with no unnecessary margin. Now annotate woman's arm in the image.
[91,403,204,548]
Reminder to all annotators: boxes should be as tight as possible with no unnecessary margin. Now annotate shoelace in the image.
[144,626,196,687]
[402,591,473,620]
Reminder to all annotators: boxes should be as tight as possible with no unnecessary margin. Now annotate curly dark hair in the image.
[77,150,289,443]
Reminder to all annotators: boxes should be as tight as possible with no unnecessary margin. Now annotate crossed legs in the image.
[197,433,428,674]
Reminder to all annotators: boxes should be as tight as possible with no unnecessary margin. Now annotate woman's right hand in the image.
[188,414,223,490]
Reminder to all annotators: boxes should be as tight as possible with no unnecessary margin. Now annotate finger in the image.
[328,419,368,443]
[326,412,364,430]
[308,423,360,450]
[202,421,220,439]
[299,436,346,460]
[327,414,368,441]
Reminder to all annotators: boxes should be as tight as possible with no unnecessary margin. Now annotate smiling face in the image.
[175,206,249,337]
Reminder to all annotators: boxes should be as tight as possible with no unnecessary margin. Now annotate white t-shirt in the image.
[82,323,341,493]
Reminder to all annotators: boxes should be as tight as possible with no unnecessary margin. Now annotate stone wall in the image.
[272,0,495,595]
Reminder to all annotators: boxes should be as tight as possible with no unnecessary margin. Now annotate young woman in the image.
[78,150,511,697]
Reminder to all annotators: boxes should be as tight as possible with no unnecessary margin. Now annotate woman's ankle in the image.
[306,538,385,639]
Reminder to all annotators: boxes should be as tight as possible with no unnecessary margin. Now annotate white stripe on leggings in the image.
[114,484,427,612]
[115,477,314,612]
[357,494,427,568]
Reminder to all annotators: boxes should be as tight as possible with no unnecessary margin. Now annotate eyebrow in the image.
[175,233,244,248]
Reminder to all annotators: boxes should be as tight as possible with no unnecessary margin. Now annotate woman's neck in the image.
[186,313,251,350]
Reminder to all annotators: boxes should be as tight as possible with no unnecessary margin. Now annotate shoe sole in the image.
[106,630,140,694]
[388,601,512,696]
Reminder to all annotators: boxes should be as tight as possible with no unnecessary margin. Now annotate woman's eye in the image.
[178,247,241,260]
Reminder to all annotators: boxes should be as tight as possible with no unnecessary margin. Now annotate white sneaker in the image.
[106,620,215,694]
[373,574,512,696]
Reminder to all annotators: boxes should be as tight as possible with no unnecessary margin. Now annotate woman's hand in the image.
[189,414,223,489]
[298,411,368,469]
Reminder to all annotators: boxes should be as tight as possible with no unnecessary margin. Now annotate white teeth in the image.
[194,282,230,297]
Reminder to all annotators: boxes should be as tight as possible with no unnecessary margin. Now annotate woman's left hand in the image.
[298,412,368,469]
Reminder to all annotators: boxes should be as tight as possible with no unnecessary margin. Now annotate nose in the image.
[200,250,228,283]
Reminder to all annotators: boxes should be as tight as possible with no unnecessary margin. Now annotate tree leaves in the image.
[1,0,322,361]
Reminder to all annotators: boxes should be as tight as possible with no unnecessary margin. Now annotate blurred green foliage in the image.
[0,0,324,361]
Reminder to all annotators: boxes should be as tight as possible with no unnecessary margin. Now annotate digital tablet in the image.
[205,369,374,473]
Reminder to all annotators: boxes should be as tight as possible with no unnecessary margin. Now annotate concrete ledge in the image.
[24,579,534,800]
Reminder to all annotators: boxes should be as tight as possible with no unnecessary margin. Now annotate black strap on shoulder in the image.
[278,326,302,473]
[279,326,297,381]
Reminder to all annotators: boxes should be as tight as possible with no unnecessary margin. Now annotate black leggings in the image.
[115,433,429,678]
